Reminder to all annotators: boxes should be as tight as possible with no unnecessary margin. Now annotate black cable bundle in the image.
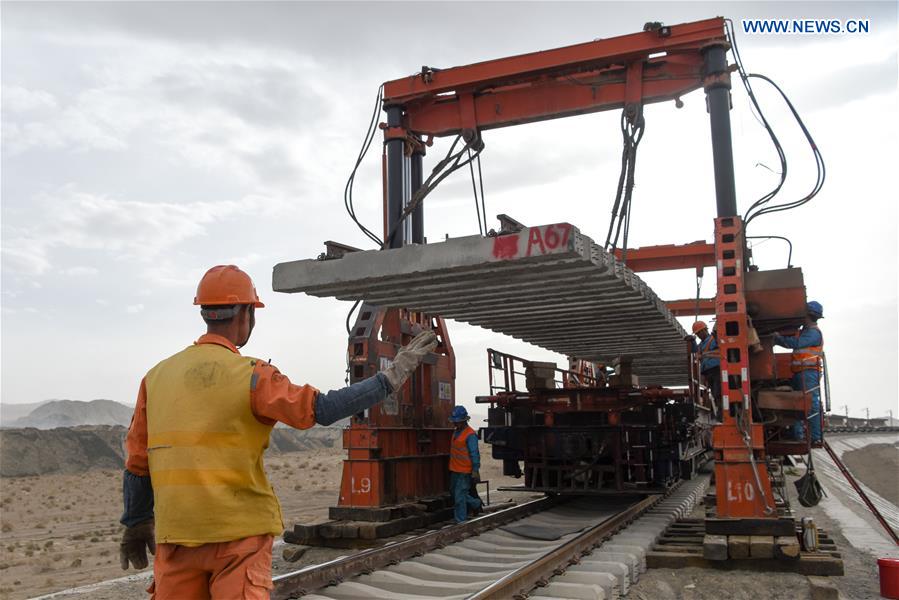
[344,84,386,247]
[725,19,826,229]
[604,110,645,264]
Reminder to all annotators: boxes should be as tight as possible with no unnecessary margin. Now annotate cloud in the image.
[797,54,897,112]
[1,186,278,277]
[1,85,58,112]
[61,266,99,276]
[735,31,897,113]
[225,252,265,267]
[152,61,320,130]
[1,31,332,192]
[125,304,144,314]
[139,262,203,288]
[1,244,52,275]
[2,101,127,155]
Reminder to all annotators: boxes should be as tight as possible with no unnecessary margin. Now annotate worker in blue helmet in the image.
[773,301,825,442]
[448,406,482,523]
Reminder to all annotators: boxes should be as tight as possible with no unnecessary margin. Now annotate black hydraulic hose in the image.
[746,235,793,267]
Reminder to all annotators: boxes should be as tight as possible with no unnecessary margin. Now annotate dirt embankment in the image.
[0,426,125,478]
[0,425,342,478]
[841,442,899,505]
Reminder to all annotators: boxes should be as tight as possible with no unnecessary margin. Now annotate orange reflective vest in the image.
[145,343,282,544]
[449,426,477,473]
[790,326,824,373]
[698,335,719,360]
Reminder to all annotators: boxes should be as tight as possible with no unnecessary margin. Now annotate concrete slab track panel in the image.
[274,223,688,386]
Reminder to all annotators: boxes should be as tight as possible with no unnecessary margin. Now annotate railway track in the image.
[273,474,710,600]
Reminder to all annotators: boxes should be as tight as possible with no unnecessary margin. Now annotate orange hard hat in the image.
[194,265,265,307]
[692,321,708,334]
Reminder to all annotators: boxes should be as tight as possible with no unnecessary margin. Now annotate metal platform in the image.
[273,222,688,386]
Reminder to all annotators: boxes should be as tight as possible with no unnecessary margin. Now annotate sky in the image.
[1,1,897,424]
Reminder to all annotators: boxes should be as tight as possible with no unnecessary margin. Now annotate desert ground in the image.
[0,443,521,599]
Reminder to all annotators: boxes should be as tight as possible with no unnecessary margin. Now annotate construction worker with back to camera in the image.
[118,265,437,599]
[448,405,483,523]
[772,300,825,443]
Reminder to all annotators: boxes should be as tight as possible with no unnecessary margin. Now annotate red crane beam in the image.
[613,242,715,272]
[384,18,726,102]
[666,298,716,316]
[382,18,728,138]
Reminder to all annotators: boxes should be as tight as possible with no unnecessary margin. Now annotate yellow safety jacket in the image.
[145,343,282,544]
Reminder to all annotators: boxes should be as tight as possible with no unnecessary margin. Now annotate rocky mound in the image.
[0,400,50,428]
[9,399,134,429]
[0,424,342,477]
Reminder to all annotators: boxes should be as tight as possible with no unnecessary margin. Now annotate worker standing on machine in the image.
[773,301,824,443]
[692,321,721,411]
[449,406,483,523]
[119,265,437,599]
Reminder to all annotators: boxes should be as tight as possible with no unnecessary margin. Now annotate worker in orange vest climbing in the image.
[691,321,720,410]
[119,265,437,599]
[449,405,483,523]
[773,300,824,443]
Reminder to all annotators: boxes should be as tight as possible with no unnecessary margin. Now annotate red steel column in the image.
[712,216,774,518]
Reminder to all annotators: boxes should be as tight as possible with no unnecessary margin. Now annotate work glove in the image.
[471,470,481,483]
[120,519,156,570]
[382,330,438,391]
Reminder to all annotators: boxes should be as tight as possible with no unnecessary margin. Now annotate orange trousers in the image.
[148,534,273,599]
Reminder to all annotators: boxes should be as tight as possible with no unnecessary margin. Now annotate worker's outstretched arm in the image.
[252,331,438,428]
[773,327,822,349]
[314,374,391,425]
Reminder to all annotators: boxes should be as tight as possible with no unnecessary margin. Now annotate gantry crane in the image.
[275,16,822,542]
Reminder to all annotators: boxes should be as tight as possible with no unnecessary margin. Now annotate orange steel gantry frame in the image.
[342,17,773,523]
[382,18,728,137]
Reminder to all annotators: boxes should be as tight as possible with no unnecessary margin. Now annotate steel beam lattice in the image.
[274,223,688,386]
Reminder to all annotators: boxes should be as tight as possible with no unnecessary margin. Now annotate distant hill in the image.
[0,425,343,477]
[0,401,51,428]
[10,399,134,429]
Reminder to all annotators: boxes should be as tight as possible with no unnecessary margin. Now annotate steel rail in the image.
[272,496,556,599]
[471,494,660,599]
